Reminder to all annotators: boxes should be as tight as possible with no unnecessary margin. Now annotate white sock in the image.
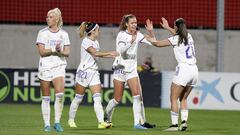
[105,98,119,122]
[69,94,84,122]
[133,95,143,125]
[181,109,189,122]
[54,93,64,124]
[93,93,104,123]
[170,111,179,125]
[41,96,50,127]
[140,101,146,122]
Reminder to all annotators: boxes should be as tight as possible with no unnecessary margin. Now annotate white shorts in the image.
[75,69,101,87]
[172,63,198,87]
[113,69,139,82]
[38,65,66,81]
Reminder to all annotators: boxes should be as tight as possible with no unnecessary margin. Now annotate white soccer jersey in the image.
[77,37,100,71]
[113,30,152,72]
[168,33,196,65]
[36,27,70,69]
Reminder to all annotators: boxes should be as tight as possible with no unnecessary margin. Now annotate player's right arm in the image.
[36,30,59,57]
[86,47,119,58]
[117,32,133,54]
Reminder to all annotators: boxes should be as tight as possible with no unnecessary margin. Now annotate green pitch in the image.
[0,104,239,135]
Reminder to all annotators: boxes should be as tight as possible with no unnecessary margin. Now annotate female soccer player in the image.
[68,22,119,129]
[36,8,70,132]
[104,14,156,129]
[145,17,199,131]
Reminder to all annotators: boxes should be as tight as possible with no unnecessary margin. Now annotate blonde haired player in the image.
[36,8,70,132]
[104,14,156,129]
[68,22,119,129]
[145,17,199,131]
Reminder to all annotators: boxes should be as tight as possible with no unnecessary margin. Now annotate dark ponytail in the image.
[175,18,188,45]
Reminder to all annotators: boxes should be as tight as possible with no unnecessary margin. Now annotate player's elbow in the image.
[91,52,100,57]
[39,52,48,57]
[64,53,69,57]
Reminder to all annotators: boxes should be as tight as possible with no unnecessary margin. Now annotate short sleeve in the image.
[36,31,47,45]
[138,32,152,46]
[116,32,126,45]
[63,33,70,46]
[82,38,92,50]
[167,35,178,46]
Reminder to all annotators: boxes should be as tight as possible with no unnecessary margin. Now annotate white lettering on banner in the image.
[104,74,109,88]
[161,71,240,110]
[65,73,75,87]
[102,73,114,88]
[230,82,240,102]
[12,70,114,88]
[14,72,29,86]
[110,74,114,88]
[30,72,39,86]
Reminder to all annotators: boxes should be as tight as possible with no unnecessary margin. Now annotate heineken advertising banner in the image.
[0,69,161,107]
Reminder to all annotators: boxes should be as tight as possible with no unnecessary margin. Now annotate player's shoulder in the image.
[169,34,179,40]
[59,29,69,35]
[187,33,192,38]
[118,31,127,36]
[38,27,49,33]
[116,31,127,39]
[82,37,92,44]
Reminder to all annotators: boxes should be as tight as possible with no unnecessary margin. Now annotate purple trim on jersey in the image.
[85,44,94,51]
[47,28,60,33]
[167,39,173,46]
[118,41,126,45]
[36,42,45,46]
[124,30,132,35]
[139,37,145,43]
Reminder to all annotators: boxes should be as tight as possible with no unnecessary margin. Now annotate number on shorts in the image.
[77,70,87,79]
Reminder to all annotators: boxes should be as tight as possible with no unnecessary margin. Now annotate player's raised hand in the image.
[160,17,170,29]
[160,17,176,35]
[145,19,153,32]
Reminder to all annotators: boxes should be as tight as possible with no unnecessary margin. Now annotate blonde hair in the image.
[78,22,87,38]
[47,8,63,28]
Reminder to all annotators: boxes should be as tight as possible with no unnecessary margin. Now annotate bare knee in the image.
[114,97,122,103]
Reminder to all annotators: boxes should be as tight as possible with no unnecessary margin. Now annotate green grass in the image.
[0,104,239,135]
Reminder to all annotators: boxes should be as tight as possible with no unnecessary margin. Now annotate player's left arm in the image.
[56,33,70,57]
[58,45,70,57]
[144,34,171,47]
